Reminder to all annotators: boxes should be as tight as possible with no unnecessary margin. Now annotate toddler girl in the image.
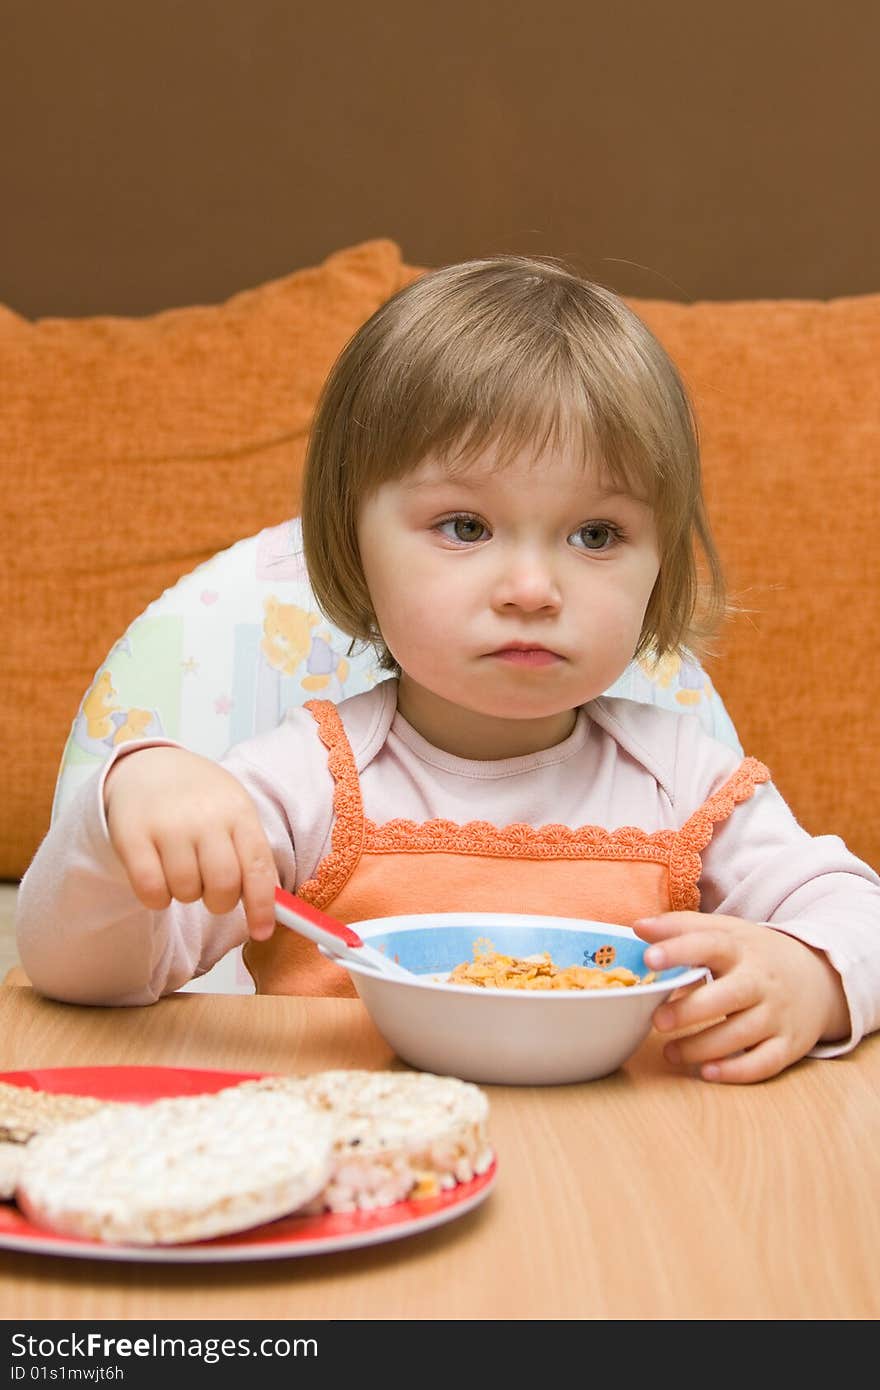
[17,256,880,1082]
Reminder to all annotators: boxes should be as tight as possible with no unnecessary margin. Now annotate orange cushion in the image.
[629,294,880,870]
[1,240,416,879]
[4,255,878,881]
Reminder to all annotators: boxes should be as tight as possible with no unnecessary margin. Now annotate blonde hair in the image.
[301,255,725,671]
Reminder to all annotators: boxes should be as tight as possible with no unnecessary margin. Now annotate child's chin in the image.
[459,690,580,724]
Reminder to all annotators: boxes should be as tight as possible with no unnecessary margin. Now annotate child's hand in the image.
[103,748,279,941]
[633,912,851,1083]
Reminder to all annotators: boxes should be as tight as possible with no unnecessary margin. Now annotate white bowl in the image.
[332,912,707,1086]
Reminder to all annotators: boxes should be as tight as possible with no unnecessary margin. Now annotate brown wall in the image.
[2,0,878,317]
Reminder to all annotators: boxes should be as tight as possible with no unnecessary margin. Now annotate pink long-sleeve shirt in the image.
[16,681,880,1056]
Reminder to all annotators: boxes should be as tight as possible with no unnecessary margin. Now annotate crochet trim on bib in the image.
[362,816,678,859]
[297,699,365,908]
[667,757,771,910]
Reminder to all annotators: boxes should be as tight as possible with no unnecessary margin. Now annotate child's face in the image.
[357,439,661,757]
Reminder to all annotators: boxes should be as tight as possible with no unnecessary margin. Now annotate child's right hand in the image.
[103,747,278,941]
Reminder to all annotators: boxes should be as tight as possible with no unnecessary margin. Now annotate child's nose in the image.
[491,552,562,612]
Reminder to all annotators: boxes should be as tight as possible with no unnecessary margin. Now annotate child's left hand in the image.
[633,912,852,1083]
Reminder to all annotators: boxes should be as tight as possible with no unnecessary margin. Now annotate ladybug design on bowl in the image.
[584,944,616,968]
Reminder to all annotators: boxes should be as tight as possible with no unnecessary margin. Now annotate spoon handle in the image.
[273,887,411,979]
[274,886,365,948]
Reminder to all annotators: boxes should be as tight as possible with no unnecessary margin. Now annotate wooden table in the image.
[2,984,879,1321]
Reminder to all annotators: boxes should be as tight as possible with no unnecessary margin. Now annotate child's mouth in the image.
[490,647,562,668]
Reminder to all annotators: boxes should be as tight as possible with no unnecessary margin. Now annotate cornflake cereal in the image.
[447,940,654,991]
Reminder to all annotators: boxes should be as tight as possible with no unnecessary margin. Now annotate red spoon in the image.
[273,887,415,981]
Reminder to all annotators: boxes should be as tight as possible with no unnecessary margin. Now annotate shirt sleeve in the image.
[680,726,880,1057]
[15,719,330,1006]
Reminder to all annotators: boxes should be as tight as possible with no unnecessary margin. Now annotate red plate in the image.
[0,1066,497,1263]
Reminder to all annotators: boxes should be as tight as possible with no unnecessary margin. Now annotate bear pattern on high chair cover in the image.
[243,700,771,996]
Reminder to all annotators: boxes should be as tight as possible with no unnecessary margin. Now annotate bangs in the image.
[366,317,694,527]
[435,375,663,509]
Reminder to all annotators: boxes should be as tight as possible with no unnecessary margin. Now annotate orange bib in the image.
[244,700,770,995]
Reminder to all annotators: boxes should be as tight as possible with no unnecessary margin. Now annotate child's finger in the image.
[197,836,245,917]
[155,839,203,905]
[639,926,741,978]
[661,1005,766,1067]
[633,911,715,941]
[233,822,279,942]
[653,970,761,1035]
[116,836,172,911]
[691,1035,792,1085]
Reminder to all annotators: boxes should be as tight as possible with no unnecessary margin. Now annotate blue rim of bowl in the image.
[320,912,710,997]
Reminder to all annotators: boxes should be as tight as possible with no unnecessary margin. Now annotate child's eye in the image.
[569,522,621,552]
[436,514,490,544]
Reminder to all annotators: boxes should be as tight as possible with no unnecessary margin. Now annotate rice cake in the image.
[245,1070,493,1212]
[0,1142,28,1200]
[17,1085,334,1245]
[0,1081,116,1144]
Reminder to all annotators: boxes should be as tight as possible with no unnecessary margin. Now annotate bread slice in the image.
[244,1070,493,1212]
[17,1085,334,1245]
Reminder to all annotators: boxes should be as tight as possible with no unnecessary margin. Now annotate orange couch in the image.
[3,239,878,880]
